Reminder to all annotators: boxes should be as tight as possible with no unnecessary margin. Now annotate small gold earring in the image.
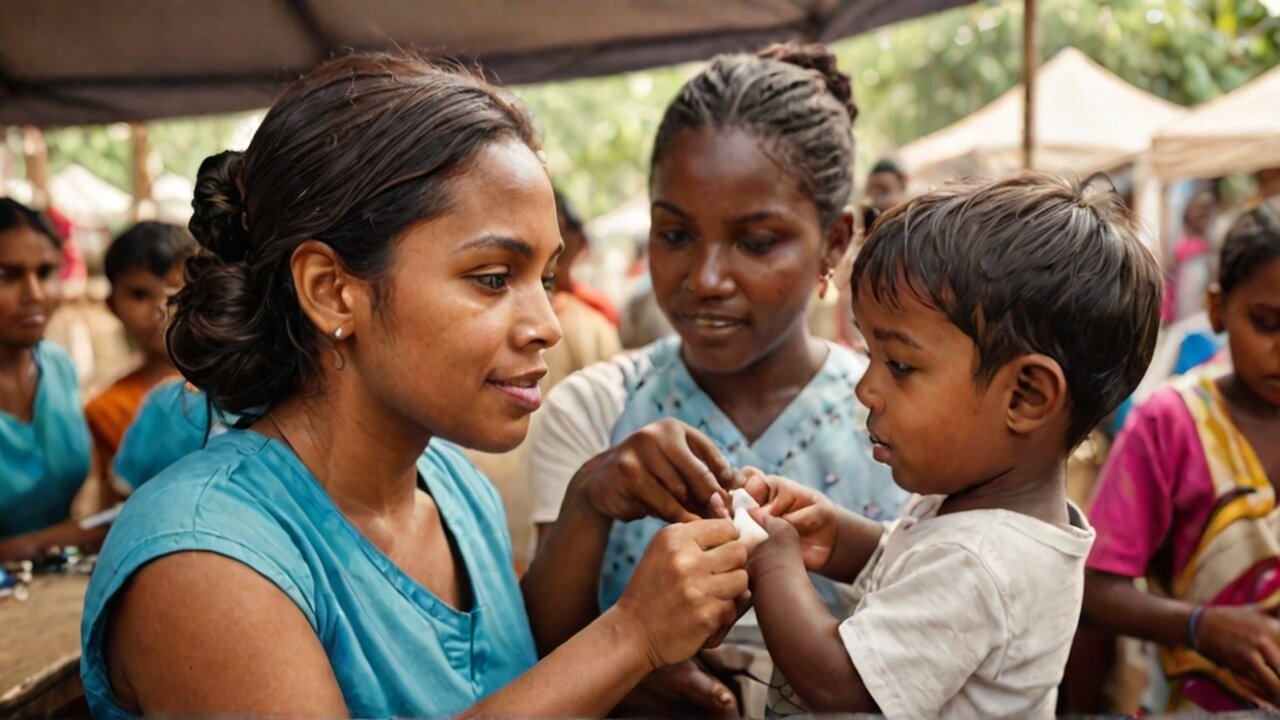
[818,268,835,300]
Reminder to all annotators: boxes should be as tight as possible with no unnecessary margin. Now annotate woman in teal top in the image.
[81,52,751,719]
[0,199,95,561]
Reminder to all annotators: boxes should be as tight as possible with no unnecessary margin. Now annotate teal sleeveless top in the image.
[81,430,537,718]
[0,342,90,538]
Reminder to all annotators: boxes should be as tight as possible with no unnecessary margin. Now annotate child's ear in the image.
[1206,283,1225,334]
[1004,354,1068,436]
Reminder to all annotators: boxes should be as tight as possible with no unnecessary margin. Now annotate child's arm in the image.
[748,512,878,713]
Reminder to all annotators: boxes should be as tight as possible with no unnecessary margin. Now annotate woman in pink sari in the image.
[1082,201,1280,711]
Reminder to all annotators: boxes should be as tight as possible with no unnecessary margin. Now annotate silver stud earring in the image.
[333,327,344,341]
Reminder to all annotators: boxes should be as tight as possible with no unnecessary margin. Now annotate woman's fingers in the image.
[686,518,741,551]
[1256,639,1280,703]
[702,538,748,574]
[702,569,750,600]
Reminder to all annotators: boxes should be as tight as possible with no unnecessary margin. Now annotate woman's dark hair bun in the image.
[758,42,857,122]
[189,150,250,263]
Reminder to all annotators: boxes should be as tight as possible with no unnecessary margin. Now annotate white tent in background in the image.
[47,164,132,228]
[1151,63,1280,181]
[896,48,1187,190]
[151,173,195,225]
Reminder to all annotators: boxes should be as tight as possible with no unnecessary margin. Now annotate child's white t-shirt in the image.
[839,494,1095,720]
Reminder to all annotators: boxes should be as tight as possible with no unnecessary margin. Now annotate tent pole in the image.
[1022,0,1038,170]
[22,126,49,210]
[130,122,152,221]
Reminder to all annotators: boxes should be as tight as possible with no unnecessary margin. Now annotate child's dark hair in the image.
[0,198,63,249]
[168,51,538,415]
[870,158,905,182]
[852,173,1163,448]
[651,42,856,230]
[104,221,197,285]
[1219,200,1280,295]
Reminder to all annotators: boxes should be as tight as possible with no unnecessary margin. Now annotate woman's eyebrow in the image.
[451,234,533,257]
[651,200,690,219]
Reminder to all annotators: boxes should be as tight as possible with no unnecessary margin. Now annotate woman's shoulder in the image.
[35,341,79,386]
[107,431,291,546]
[90,431,320,624]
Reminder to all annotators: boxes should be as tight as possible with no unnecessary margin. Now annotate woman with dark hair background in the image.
[0,198,99,562]
[80,52,749,719]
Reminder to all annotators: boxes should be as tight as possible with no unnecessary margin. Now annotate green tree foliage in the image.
[25,0,1280,220]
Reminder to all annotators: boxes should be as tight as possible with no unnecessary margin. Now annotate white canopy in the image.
[1151,63,1280,181]
[47,164,132,228]
[896,48,1187,189]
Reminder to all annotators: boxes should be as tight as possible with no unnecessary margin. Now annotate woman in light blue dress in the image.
[0,199,95,561]
[524,43,906,715]
[81,52,752,719]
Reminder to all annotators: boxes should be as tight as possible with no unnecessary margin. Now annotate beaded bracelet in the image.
[1188,604,1207,651]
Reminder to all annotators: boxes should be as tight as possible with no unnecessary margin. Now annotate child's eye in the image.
[886,359,914,378]
[1249,308,1280,333]
[542,274,556,293]
[474,274,508,291]
[131,290,151,302]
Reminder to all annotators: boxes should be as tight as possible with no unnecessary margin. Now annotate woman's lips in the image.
[675,312,747,340]
[486,369,546,411]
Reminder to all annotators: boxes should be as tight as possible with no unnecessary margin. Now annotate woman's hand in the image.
[1197,604,1280,704]
[615,658,739,719]
[740,467,838,573]
[613,519,748,669]
[574,418,740,524]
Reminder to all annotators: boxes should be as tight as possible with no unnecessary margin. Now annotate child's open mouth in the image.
[868,429,892,463]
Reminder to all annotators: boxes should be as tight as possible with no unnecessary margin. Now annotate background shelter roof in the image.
[1151,63,1280,181]
[895,47,1186,189]
[1,0,968,126]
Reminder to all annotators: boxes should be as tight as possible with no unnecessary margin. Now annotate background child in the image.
[1080,200,1280,712]
[84,221,195,475]
[744,173,1163,718]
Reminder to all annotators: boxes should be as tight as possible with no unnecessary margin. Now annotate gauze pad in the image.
[730,488,769,549]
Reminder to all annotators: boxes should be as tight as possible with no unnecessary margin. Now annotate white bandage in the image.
[729,488,769,549]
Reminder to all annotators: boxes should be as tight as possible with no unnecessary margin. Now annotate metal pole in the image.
[130,122,152,220]
[1022,0,1038,170]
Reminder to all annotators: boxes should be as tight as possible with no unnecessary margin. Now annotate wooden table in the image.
[0,574,89,720]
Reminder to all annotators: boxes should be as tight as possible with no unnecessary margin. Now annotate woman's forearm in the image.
[521,477,613,656]
[0,519,108,562]
[1083,570,1194,647]
[463,606,655,718]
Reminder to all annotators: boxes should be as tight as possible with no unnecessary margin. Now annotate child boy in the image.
[84,222,195,472]
[745,173,1163,718]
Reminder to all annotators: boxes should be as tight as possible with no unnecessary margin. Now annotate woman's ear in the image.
[823,208,855,274]
[1003,354,1068,437]
[290,240,361,341]
[1206,283,1225,334]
